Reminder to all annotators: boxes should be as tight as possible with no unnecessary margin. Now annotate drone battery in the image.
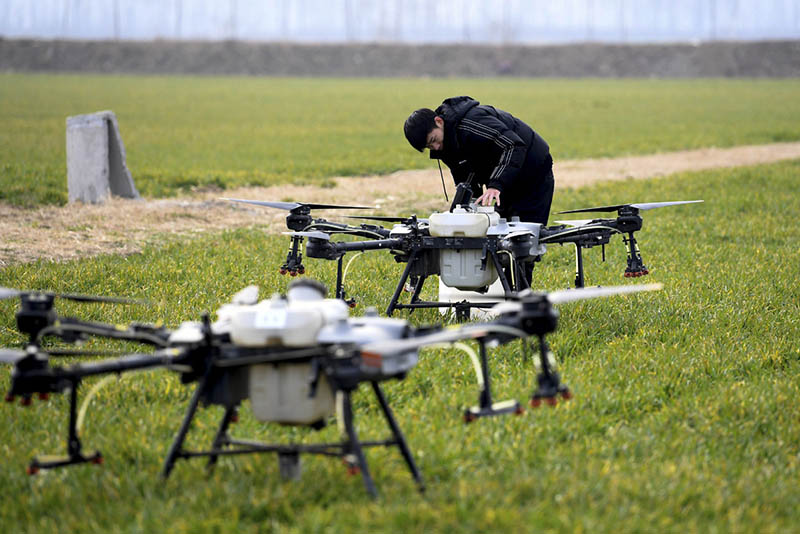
[249,363,335,424]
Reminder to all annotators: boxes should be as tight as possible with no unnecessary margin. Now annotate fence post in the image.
[66,110,140,204]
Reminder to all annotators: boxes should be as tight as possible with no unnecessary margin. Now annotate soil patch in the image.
[2,141,799,266]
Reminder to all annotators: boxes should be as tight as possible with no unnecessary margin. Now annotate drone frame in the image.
[6,318,424,498]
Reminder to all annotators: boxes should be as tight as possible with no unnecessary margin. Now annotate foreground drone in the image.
[224,181,699,318]
[1,279,659,496]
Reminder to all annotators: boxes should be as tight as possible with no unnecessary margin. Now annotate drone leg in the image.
[385,250,418,317]
[574,244,585,288]
[371,382,425,492]
[408,275,426,305]
[161,379,206,479]
[464,341,521,422]
[491,251,513,294]
[206,405,238,472]
[28,379,102,473]
[335,256,345,299]
[530,335,571,408]
[341,390,378,498]
[478,342,493,409]
[514,261,531,291]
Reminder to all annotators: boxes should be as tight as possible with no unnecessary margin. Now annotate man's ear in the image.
[434,116,444,128]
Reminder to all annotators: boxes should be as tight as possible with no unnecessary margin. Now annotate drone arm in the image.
[306,238,405,260]
[306,221,391,239]
[335,238,405,253]
[65,350,186,379]
[8,348,187,399]
[36,317,171,347]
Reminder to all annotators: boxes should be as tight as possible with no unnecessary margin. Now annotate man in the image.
[404,96,554,225]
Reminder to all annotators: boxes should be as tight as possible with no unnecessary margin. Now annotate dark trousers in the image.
[509,169,554,225]
[499,162,555,286]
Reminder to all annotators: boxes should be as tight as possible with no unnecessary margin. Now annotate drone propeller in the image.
[346,215,407,223]
[546,282,662,304]
[557,200,703,214]
[361,325,491,358]
[282,231,331,241]
[0,287,142,305]
[552,219,597,227]
[222,198,374,211]
[45,349,133,357]
[491,283,663,316]
[503,230,535,240]
[344,215,430,224]
[0,348,27,364]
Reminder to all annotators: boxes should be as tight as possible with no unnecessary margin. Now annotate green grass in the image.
[2,74,800,205]
[1,159,799,532]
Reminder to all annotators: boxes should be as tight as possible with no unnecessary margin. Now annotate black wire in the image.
[438,160,449,202]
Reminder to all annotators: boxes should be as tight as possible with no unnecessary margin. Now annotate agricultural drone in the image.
[224,180,699,318]
[1,279,659,496]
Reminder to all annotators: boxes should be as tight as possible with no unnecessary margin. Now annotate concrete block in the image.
[66,110,140,204]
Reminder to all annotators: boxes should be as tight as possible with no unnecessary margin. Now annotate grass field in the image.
[2,147,800,531]
[2,74,800,532]
[2,74,800,205]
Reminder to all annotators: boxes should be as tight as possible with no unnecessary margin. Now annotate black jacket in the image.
[430,96,552,209]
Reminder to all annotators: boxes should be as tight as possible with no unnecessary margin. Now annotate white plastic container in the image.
[475,205,500,228]
[439,249,498,289]
[429,208,498,289]
[230,296,323,347]
[249,363,335,424]
[429,207,491,237]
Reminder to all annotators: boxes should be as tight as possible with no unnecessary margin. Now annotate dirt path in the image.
[2,141,799,266]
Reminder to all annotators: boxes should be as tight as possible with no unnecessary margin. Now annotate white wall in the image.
[3,0,800,43]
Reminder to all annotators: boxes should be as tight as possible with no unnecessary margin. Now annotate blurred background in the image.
[2,0,800,77]
[3,0,800,43]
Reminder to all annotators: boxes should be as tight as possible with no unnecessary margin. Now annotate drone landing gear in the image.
[574,243,586,288]
[463,341,522,423]
[27,380,103,475]
[161,378,423,498]
[334,256,357,308]
[385,249,518,319]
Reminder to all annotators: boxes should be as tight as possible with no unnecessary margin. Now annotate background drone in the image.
[224,184,699,318]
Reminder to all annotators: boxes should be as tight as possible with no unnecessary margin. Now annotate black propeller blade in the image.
[0,287,143,305]
[345,215,412,223]
[282,231,332,241]
[222,198,374,211]
[557,200,703,214]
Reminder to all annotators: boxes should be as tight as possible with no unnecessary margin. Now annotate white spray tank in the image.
[429,205,499,289]
[225,279,347,425]
[229,280,347,347]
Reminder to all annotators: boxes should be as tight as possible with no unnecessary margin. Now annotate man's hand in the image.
[476,188,501,207]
